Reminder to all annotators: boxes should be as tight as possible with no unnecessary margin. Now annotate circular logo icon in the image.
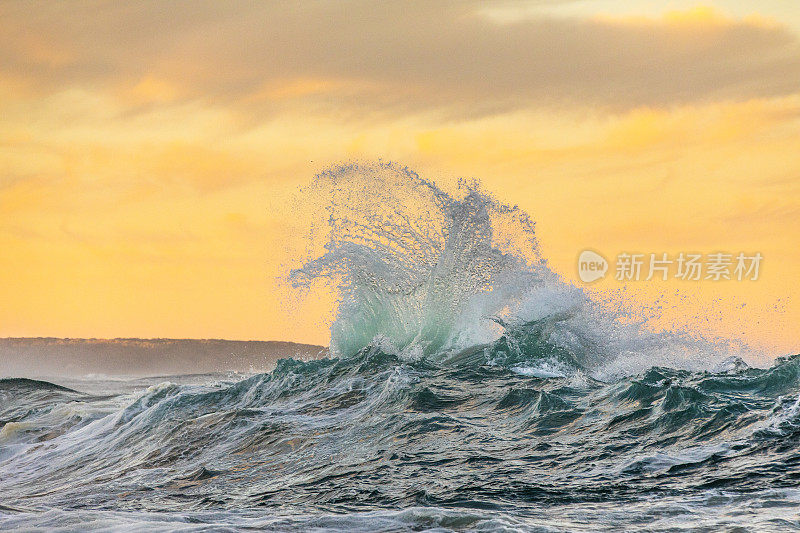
[578,250,608,283]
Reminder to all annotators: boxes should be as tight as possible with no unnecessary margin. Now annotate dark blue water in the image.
[1,346,800,531]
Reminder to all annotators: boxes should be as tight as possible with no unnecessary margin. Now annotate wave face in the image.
[2,352,800,531]
[1,163,796,531]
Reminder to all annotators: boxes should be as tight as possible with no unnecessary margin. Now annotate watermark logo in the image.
[578,250,609,283]
[577,250,762,283]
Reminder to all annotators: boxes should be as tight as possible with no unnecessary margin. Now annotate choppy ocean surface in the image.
[2,163,797,531]
[3,352,800,532]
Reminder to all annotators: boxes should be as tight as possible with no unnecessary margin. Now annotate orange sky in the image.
[1,2,798,355]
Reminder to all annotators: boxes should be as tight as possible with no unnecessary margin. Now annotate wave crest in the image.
[290,162,754,374]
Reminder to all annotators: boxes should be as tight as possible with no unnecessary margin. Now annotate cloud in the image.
[1,1,799,116]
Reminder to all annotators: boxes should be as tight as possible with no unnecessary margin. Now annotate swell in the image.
[0,378,87,433]
[1,347,799,514]
[0,378,80,394]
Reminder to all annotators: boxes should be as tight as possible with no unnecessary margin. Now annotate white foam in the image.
[290,162,764,376]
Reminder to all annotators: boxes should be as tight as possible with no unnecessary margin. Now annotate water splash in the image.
[290,162,750,374]
[290,162,549,357]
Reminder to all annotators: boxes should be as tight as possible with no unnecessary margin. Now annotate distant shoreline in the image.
[0,338,328,378]
[0,336,326,345]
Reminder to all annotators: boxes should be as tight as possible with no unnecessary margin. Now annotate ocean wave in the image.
[2,349,799,512]
[290,162,761,375]
[2,163,796,530]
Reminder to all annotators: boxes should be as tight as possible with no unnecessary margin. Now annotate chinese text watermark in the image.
[578,251,762,283]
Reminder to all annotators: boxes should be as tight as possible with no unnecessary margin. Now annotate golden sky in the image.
[1,1,798,354]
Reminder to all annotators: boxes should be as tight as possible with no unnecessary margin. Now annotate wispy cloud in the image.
[2,1,799,115]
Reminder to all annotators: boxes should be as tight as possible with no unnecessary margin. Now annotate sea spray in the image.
[290,162,751,375]
[289,162,550,358]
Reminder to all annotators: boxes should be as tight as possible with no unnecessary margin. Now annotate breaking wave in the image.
[289,162,753,376]
[1,163,795,531]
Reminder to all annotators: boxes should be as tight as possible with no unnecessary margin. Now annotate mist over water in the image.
[1,163,797,532]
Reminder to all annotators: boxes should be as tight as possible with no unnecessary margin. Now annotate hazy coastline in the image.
[0,338,327,378]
